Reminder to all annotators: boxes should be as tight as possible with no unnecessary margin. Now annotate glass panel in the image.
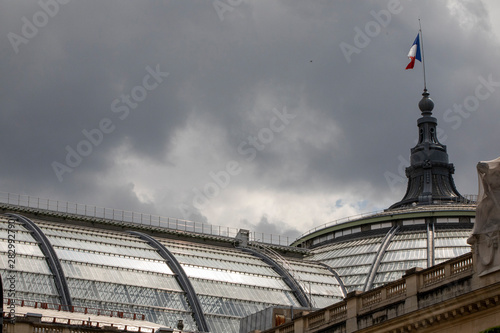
[434,237,469,247]
[382,249,427,262]
[0,241,44,257]
[56,248,173,275]
[0,228,37,242]
[322,253,376,267]
[392,232,427,241]
[62,261,181,291]
[312,294,342,308]
[434,247,470,259]
[317,244,379,258]
[182,265,288,289]
[291,270,341,285]
[72,298,196,331]
[0,219,31,233]
[345,284,364,293]
[191,279,299,306]
[377,260,426,272]
[1,270,59,299]
[175,254,278,277]
[198,295,268,317]
[339,273,368,287]
[434,230,471,237]
[47,236,163,260]
[68,279,189,311]
[386,239,427,250]
[0,255,52,274]
[206,315,241,333]
[334,265,371,276]
[309,237,384,260]
[307,282,344,298]
[39,224,153,249]
[160,239,266,266]
[287,262,331,275]
[373,270,407,284]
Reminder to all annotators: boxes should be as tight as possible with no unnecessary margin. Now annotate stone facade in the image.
[253,251,500,333]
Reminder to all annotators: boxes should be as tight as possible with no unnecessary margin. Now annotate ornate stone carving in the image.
[468,158,500,276]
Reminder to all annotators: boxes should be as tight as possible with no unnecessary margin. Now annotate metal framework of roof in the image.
[128,231,210,333]
[7,213,73,310]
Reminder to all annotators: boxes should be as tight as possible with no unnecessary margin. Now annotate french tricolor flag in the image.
[405,33,422,70]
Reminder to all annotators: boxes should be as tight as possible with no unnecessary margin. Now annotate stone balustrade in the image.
[260,252,475,333]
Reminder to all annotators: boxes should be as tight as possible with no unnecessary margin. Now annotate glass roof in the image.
[0,211,476,333]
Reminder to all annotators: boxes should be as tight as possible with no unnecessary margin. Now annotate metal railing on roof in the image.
[295,194,477,239]
[0,191,293,247]
[0,192,477,248]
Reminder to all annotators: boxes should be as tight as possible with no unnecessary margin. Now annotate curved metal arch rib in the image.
[317,262,347,298]
[427,220,435,268]
[7,213,73,310]
[363,226,400,292]
[128,231,210,333]
[240,247,311,308]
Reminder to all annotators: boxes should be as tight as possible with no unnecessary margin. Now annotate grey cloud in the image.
[1,0,499,233]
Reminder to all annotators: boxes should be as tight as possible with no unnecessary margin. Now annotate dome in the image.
[293,203,475,292]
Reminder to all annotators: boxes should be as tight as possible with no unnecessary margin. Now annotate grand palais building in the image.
[1,91,497,333]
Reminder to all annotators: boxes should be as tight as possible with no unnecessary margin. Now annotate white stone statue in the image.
[468,157,500,275]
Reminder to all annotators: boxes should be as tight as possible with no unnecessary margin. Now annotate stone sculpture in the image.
[468,157,500,275]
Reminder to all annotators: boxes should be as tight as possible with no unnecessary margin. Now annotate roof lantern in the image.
[389,89,466,209]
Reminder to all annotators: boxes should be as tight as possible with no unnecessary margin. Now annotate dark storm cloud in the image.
[1,0,500,232]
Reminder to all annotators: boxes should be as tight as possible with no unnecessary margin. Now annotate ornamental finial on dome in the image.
[418,89,434,115]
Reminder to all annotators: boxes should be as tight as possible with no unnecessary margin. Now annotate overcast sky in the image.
[2,0,500,240]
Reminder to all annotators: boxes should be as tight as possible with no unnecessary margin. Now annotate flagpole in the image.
[419,19,427,91]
